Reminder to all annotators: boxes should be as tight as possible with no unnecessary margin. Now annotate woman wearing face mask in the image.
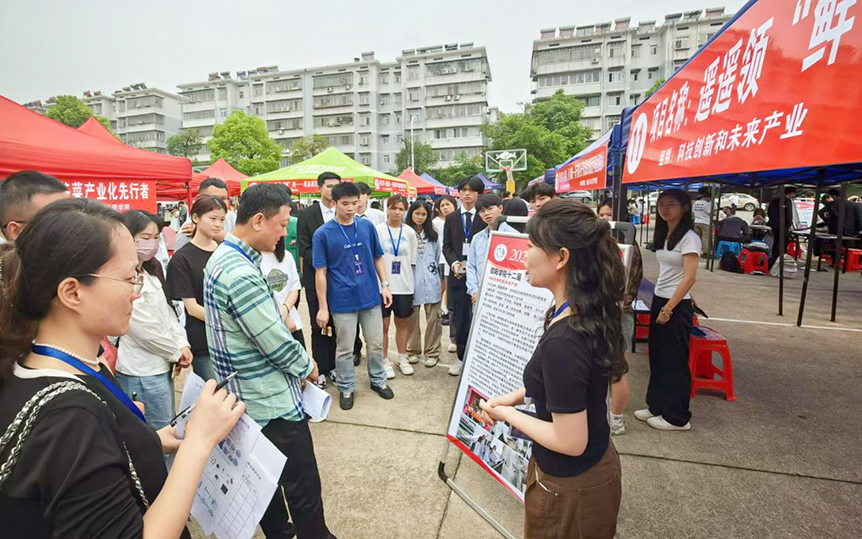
[115,210,192,429]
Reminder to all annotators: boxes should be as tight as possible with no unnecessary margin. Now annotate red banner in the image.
[64,179,156,213]
[624,0,862,183]
[244,178,356,195]
[373,177,409,196]
[555,142,608,192]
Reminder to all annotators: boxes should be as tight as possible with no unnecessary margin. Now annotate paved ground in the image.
[187,246,862,539]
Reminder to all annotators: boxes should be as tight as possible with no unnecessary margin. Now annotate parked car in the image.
[561,190,593,204]
[720,193,759,211]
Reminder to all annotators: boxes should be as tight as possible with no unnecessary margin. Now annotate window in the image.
[607,94,622,107]
[118,118,126,128]
[359,93,370,105]
[217,88,227,100]
[379,73,389,85]
[267,79,302,93]
[675,36,690,50]
[631,69,640,81]
[538,70,601,87]
[219,108,227,119]
[395,113,402,124]
[125,131,166,143]
[394,72,401,83]
[127,113,164,126]
[630,93,641,105]
[608,43,625,58]
[183,110,215,121]
[267,119,302,131]
[118,101,126,112]
[426,58,486,76]
[394,93,403,106]
[382,134,390,143]
[577,96,600,107]
[380,114,390,125]
[313,94,354,108]
[89,103,102,115]
[427,127,480,139]
[580,117,601,130]
[128,96,163,109]
[239,91,244,99]
[266,99,302,113]
[631,44,641,58]
[358,74,368,86]
[185,89,214,103]
[277,138,299,150]
[608,70,623,83]
[383,154,390,163]
[427,81,485,97]
[534,44,601,65]
[408,88,420,102]
[648,69,658,80]
[426,103,485,119]
[408,109,421,122]
[323,134,353,146]
[313,114,354,128]
[252,84,264,97]
[408,65,420,81]
[361,155,371,165]
[313,73,354,88]
[606,115,621,130]
[254,105,262,115]
[380,94,391,106]
[182,126,213,137]
[650,44,658,55]
[360,114,371,126]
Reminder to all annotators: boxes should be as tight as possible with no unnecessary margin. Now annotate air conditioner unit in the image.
[591,58,600,64]
[346,85,351,90]
[327,87,333,93]
[454,95,460,100]
[380,101,386,106]
[278,129,284,134]
[445,95,452,101]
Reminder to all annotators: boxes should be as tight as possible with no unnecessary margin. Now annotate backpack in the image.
[719,251,744,273]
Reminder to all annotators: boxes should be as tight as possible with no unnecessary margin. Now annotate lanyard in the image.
[461,211,473,241]
[387,223,403,257]
[31,344,147,423]
[552,301,571,319]
[338,221,361,260]
[224,240,255,266]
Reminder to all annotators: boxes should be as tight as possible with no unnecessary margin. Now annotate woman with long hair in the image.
[635,189,700,431]
[405,200,443,367]
[166,195,226,382]
[597,201,642,436]
[480,199,625,538]
[433,195,457,351]
[114,210,192,429]
[0,198,243,538]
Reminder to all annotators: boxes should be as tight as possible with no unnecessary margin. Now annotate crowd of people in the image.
[0,166,721,539]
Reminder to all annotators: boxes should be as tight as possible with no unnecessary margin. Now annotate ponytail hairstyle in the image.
[652,189,694,252]
[190,195,227,240]
[121,210,172,309]
[0,199,124,380]
[526,199,628,383]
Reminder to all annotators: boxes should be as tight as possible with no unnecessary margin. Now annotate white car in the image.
[720,193,759,211]
[561,190,593,204]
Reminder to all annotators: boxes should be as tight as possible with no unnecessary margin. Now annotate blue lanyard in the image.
[461,211,473,241]
[387,223,403,257]
[224,240,256,266]
[552,301,571,319]
[31,344,147,423]
[338,221,361,260]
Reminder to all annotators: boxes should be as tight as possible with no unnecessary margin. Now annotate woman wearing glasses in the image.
[113,210,193,429]
[0,198,243,538]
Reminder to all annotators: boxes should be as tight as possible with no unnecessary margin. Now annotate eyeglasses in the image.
[78,272,145,295]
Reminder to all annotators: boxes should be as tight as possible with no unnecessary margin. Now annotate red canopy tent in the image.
[77,117,122,144]
[0,96,191,212]
[191,158,246,198]
[398,167,447,195]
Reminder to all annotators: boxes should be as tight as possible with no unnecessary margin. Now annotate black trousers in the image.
[305,286,336,374]
[260,419,335,539]
[646,296,694,426]
[768,226,790,268]
[448,275,472,360]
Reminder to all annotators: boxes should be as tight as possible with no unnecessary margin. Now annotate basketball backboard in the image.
[485,149,527,173]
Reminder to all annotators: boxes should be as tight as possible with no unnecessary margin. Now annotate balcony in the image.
[531,57,601,78]
[428,136,484,149]
[425,115,485,129]
[266,108,303,119]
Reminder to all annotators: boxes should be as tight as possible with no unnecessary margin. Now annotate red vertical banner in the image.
[555,142,609,193]
[64,179,157,212]
[624,0,862,183]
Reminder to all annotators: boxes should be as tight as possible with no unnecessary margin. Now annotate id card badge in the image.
[462,243,470,257]
[391,261,401,275]
[354,256,364,275]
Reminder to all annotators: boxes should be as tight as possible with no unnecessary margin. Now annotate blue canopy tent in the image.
[614,0,862,325]
[476,172,503,191]
[420,172,458,197]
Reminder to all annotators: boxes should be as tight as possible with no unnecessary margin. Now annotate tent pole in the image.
[778,183,786,316]
[797,172,824,326]
[652,184,662,247]
[639,184,646,246]
[830,182,848,321]
[708,182,717,272]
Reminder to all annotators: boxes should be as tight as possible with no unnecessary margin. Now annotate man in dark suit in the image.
[297,172,342,386]
[767,185,796,268]
[442,175,487,376]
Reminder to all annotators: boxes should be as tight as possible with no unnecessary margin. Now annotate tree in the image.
[95,115,113,132]
[394,140,437,174]
[480,90,592,190]
[645,78,666,99]
[428,153,484,186]
[208,111,282,175]
[166,129,204,159]
[46,95,95,128]
[289,134,328,164]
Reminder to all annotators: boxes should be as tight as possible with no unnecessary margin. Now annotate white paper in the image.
[301,382,332,423]
[173,372,286,539]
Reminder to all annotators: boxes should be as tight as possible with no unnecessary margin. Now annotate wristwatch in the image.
[381,281,390,288]
[661,305,673,317]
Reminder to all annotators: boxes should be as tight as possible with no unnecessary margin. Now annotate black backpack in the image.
[719,251,744,273]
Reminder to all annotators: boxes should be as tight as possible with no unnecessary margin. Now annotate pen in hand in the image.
[170,371,238,427]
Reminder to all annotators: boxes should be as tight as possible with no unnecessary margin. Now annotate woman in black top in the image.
[166,195,227,382]
[480,199,627,539]
[0,198,244,538]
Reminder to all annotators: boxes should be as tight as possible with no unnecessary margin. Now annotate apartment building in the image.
[530,7,732,139]
[113,85,183,154]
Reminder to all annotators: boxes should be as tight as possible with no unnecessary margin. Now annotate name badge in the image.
[354,257,364,275]
[391,261,401,275]
[462,244,470,257]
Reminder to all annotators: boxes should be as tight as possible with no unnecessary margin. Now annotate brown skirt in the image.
[524,441,622,539]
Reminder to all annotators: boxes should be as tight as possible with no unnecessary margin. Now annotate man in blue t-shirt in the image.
[313,182,394,410]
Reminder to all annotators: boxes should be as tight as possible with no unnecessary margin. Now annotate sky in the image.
[0,0,748,113]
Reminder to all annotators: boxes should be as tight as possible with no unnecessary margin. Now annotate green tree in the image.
[166,129,204,159]
[480,90,592,189]
[394,140,437,174]
[289,134,328,164]
[46,95,94,128]
[208,111,282,175]
[95,115,113,133]
[428,153,484,186]
[645,78,666,99]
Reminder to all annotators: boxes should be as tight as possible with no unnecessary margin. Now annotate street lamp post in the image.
[410,114,416,170]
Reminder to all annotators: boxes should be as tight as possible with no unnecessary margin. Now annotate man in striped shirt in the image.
[205,183,335,539]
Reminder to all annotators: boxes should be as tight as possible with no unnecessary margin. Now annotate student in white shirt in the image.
[115,211,192,429]
[261,237,305,350]
[467,194,518,303]
[376,195,418,376]
[405,200,443,368]
[636,189,700,432]
[356,182,386,225]
[691,188,713,257]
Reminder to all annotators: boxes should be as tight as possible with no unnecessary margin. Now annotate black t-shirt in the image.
[166,242,214,356]
[523,318,610,477]
[0,366,190,538]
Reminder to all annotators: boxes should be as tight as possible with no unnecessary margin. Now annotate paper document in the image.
[302,382,332,422]
[173,373,286,539]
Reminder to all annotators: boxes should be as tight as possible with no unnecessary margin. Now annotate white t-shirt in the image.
[692,199,712,225]
[357,207,386,226]
[432,217,446,264]
[654,230,701,300]
[729,194,740,206]
[260,251,303,331]
[376,222,418,295]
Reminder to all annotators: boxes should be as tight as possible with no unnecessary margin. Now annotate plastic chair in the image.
[715,240,742,259]
[689,327,735,401]
[843,249,862,272]
[738,248,769,274]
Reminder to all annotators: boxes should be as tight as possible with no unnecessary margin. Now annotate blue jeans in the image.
[192,353,216,382]
[332,306,386,393]
[115,371,175,430]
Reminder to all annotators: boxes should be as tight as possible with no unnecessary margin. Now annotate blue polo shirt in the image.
[312,217,384,313]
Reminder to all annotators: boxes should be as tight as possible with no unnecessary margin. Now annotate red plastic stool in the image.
[738,248,769,274]
[787,241,799,258]
[844,249,862,272]
[688,327,736,401]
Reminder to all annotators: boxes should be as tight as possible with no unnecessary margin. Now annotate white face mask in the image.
[135,238,159,263]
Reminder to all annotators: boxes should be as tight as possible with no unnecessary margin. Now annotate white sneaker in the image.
[647,416,691,431]
[424,356,439,368]
[610,417,626,436]
[396,356,414,375]
[315,374,327,390]
[407,354,421,364]
[447,343,457,353]
[448,359,463,376]
[383,358,396,379]
[634,409,656,422]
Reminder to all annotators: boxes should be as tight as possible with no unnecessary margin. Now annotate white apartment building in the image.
[81,91,117,132]
[113,85,183,154]
[176,43,493,171]
[530,7,732,139]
